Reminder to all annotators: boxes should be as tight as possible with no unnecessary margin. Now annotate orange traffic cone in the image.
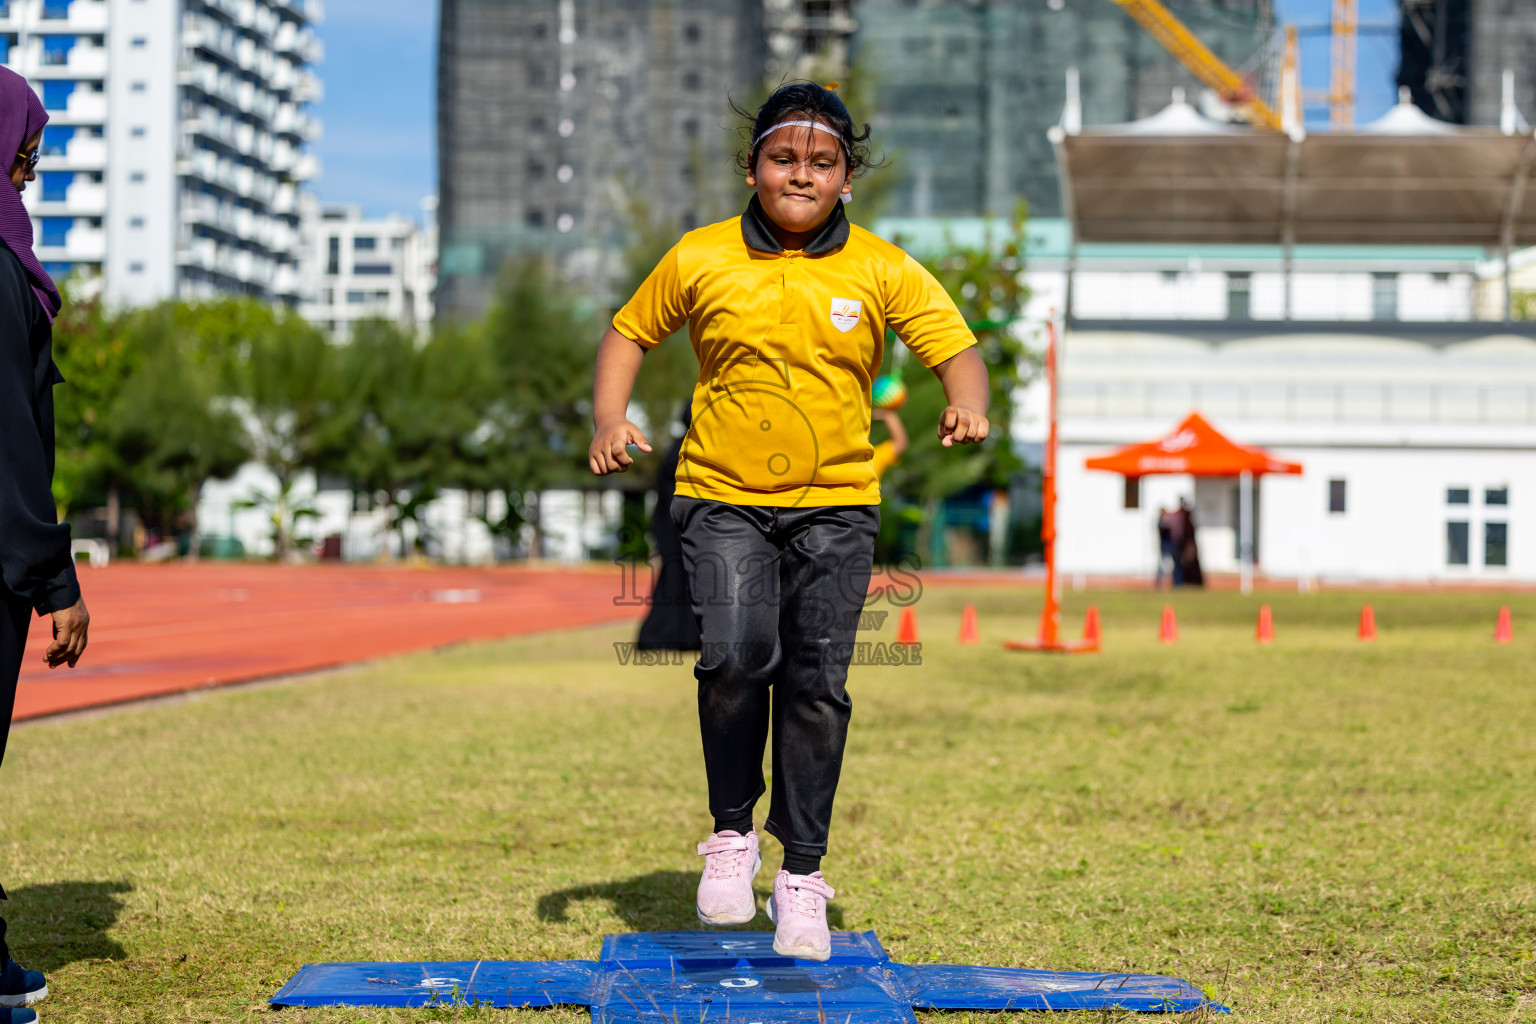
[1358,604,1377,642]
[897,607,919,644]
[1256,604,1274,644]
[959,604,979,645]
[1495,605,1513,644]
[1083,605,1101,644]
[1159,605,1178,644]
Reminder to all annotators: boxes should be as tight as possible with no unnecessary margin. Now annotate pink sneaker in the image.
[695,831,760,925]
[766,869,835,960]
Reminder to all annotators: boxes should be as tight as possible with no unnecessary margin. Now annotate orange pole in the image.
[1037,316,1061,646]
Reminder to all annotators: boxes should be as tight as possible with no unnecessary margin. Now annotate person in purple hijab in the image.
[0,66,89,1024]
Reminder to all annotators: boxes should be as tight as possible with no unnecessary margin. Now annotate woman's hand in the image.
[589,420,653,475]
[45,597,89,669]
[937,406,989,447]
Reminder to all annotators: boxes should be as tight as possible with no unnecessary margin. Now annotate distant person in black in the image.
[0,67,90,1024]
[1174,497,1203,587]
[636,403,701,651]
[1155,506,1175,589]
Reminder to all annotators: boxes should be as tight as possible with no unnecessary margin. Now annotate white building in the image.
[875,90,1536,584]
[298,196,436,338]
[1052,321,1536,584]
[2,0,322,304]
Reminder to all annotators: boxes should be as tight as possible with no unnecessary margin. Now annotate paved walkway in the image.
[16,564,642,721]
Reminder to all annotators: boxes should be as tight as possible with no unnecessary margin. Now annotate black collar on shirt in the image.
[740,194,850,255]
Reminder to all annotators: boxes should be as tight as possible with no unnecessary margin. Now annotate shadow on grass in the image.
[537,870,843,932]
[3,880,131,970]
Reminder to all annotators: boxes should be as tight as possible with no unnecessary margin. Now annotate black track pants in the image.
[0,594,32,965]
[670,497,878,858]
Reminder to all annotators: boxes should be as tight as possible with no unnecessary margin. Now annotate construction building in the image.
[850,0,1275,218]
[1399,0,1536,127]
[435,0,765,322]
[2,0,323,305]
[765,0,857,77]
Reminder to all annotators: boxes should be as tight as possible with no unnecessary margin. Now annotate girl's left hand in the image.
[938,406,989,447]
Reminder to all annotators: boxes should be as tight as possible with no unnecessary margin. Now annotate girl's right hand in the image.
[589,420,653,475]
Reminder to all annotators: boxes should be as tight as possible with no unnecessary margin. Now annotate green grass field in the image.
[3,586,1534,1023]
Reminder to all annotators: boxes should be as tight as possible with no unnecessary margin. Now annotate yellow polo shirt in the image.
[613,203,974,507]
[871,440,899,480]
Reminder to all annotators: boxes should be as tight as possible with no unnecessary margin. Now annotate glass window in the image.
[42,261,71,277]
[353,236,377,251]
[128,216,143,228]
[1447,521,1469,566]
[41,35,75,65]
[1227,272,1251,321]
[40,125,74,156]
[352,263,393,276]
[39,217,71,247]
[1372,273,1398,321]
[1485,522,1508,567]
[1447,487,1470,505]
[525,208,544,227]
[326,236,339,275]
[0,34,13,65]
[41,80,75,110]
[1328,479,1346,513]
[1486,487,1509,506]
[41,0,71,19]
[127,261,143,273]
[346,291,367,304]
[40,171,73,202]
[1123,476,1140,510]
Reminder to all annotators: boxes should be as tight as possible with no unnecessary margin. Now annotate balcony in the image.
[47,88,106,122]
[35,223,105,262]
[33,176,106,215]
[40,132,104,169]
[33,42,107,77]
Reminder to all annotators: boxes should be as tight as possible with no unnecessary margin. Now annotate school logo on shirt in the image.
[829,298,863,333]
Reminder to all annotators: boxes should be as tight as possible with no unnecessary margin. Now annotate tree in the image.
[475,257,600,558]
[218,301,351,560]
[52,295,247,552]
[340,318,493,557]
[106,303,247,545]
[876,210,1038,564]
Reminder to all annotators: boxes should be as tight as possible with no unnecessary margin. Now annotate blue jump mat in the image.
[271,930,1228,1017]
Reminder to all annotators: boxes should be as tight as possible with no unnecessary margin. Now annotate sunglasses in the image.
[15,146,39,172]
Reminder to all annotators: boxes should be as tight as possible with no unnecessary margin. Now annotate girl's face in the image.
[746,120,851,240]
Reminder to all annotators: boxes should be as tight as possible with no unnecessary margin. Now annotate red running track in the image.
[15,563,644,721]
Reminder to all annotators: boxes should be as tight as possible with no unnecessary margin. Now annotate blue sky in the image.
[309,0,1404,222]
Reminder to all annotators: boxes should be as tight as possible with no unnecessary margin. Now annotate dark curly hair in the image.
[731,82,879,179]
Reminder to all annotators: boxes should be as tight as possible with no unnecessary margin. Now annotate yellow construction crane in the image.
[1110,0,1283,131]
[1111,0,1359,131]
[1328,0,1358,129]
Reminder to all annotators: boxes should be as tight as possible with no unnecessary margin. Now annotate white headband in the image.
[753,119,847,148]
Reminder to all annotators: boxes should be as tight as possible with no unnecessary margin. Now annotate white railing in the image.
[1062,379,1536,425]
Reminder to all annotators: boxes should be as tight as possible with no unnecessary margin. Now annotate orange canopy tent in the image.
[1085,413,1301,593]
[1084,412,1302,478]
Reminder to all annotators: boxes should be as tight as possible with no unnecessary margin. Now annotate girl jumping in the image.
[589,82,989,960]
